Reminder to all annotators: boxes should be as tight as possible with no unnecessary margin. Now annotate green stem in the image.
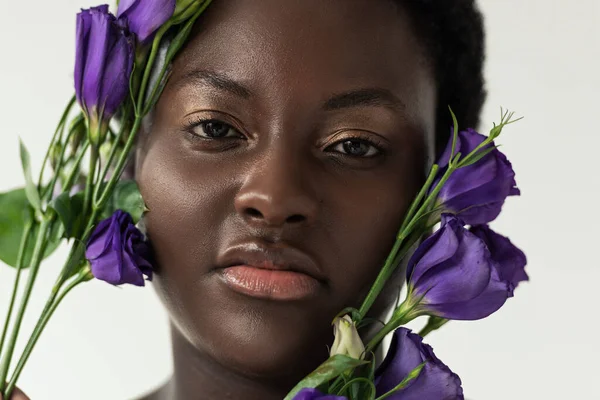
[365,303,417,355]
[82,148,99,219]
[357,236,419,321]
[136,28,169,115]
[94,116,143,211]
[37,95,76,192]
[0,218,51,392]
[0,222,33,361]
[61,141,90,194]
[43,116,82,202]
[4,273,87,398]
[398,165,439,233]
[93,107,132,204]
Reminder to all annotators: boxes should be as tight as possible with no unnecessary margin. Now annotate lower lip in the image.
[221,266,321,301]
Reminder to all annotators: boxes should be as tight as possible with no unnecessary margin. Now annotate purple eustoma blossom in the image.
[86,210,153,286]
[435,128,520,225]
[293,388,348,400]
[117,0,176,43]
[375,328,463,400]
[74,6,134,128]
[406,214,527,320]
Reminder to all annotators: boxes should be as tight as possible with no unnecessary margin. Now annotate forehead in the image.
[169,0,436,137]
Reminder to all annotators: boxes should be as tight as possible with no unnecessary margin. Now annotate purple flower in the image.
[375,328,463,400]
[293,388,347,400]
[75,5,134,125]
[406,214,525,320]
[435,128,520,225]
[117,0,176,43]
[86,210,153,286]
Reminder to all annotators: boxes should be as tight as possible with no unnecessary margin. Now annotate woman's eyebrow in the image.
[323,88,407,112]
[174,69,253,99]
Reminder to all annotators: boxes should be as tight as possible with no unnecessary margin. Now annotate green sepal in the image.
[100,180,146,223]
[19,139,42,213]
[375,362,425,400]
[283,355,368,400]
[0,189,63,268]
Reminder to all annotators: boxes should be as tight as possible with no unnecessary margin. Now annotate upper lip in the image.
[216,241,326,283]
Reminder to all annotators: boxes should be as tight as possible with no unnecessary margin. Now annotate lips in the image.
[216,241,326,301]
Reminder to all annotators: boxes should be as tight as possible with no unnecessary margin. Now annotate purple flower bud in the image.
[75,6,134,126]
[407,214,525,320]
[435,128,520,225]
[86,210,153,286]
[375,328,463,400]
[117,0,176,43]
[293,388,348,400]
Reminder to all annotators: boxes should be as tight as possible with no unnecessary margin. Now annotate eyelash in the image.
[183,117,386,158]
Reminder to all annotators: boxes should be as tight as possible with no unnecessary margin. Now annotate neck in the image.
[165,324,305,400]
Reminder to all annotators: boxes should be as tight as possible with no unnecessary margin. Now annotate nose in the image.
[234,152,319,228]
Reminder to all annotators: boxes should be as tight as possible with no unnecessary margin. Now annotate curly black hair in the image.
[399,0,487,153]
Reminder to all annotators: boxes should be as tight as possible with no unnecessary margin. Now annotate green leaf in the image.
[19,139,42,212]
[284,355,368,400]
[100,180,145,223]
[0,189,63,268]
[49,191,85,239]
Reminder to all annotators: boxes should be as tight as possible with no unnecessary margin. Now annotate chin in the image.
[157,273,335,380]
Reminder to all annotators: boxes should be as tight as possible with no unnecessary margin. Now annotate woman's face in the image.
[136,0,436,380]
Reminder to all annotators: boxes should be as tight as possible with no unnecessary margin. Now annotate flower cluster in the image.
[286,118,527,400]
[0,2,212,397]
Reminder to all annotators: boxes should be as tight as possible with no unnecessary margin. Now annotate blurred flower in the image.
[293,388,348,400]
[435,128,520,225]
[405,214,519,320]
[86,210,153,286]
[375,328,463,400]
[75,5,134,137]
[117,0,176,43]
[330,315,365,360]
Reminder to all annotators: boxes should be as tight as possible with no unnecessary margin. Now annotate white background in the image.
[0,1,598,399]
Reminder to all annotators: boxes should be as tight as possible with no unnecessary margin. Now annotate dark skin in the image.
[128,0,438,399]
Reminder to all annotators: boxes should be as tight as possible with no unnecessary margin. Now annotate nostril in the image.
[286,214,306,224]
[246,208,263,219]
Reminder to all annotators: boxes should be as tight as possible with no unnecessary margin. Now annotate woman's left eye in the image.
[327,138,382,158]
[189,119,242,139]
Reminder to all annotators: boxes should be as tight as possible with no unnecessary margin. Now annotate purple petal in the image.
[407,215,460,284]
[376,328,463,400]
[470,226,529,288]
[414,228,492,304]
[292,388,348,400]
[427,273,511,320]
[118,0,176,43]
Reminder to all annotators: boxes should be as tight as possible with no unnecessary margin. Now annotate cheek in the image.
[326,175,414,307]
[135,130,230,303]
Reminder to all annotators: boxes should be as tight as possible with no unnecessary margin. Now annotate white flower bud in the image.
[329,315,365,360]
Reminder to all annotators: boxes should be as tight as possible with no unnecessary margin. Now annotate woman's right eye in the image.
[188,119,242,140]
